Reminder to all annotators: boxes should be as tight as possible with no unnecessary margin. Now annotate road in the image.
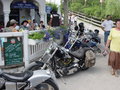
[57,20,120,90]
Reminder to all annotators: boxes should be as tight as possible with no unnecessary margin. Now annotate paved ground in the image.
[57,20,120,90]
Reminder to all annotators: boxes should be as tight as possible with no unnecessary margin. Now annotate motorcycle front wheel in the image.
[35,79,59,90]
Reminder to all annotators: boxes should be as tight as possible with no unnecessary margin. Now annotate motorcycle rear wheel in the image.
[35,79,59,90]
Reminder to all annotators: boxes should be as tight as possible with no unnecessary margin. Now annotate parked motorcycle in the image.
[82,29,101,53]
[64,29,101,53]
[0,68,59,90]
[26,42,96,78]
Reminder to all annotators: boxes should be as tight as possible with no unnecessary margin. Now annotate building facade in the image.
[0,0,47,26]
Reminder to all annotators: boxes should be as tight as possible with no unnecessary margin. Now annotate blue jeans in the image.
[104,31,110,44]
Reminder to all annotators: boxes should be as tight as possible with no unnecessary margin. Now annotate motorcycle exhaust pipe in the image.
[63,63,79,75]
[67,63,79,70]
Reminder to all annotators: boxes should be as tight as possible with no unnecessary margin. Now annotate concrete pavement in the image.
[57,20,120,90]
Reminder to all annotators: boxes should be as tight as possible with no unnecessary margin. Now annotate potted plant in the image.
[28,32,45,45]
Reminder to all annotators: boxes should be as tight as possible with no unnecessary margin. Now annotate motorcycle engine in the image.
[58,58,73,67]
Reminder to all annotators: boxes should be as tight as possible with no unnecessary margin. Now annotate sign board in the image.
[46,6,52,14]
[3,37,23,66]
[11,1,38,9]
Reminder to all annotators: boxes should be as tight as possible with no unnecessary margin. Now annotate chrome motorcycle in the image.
[0,68,59,90]
[27,42,96,78]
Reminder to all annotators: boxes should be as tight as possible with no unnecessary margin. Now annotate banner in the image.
[11,1,38,9]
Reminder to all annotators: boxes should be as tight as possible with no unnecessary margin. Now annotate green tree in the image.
[46,3,58,12]
[70,3,82,12]
[68,0,120,20]
[105,0,120,19]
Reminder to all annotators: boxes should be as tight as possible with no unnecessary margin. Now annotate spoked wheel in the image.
[35,79,59,90]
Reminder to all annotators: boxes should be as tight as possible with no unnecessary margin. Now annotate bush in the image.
[70,3,82,12]
[69,0,120,20]
[105,0,120,19]
[28,32,45,40]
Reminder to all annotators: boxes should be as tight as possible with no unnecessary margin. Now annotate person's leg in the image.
[111,68,115,75]
[114,70,119,77]
[104,32,107,45]
[111,68,119,77]
[104,31,110,45]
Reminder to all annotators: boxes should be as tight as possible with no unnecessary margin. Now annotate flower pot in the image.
[28,39,42,45]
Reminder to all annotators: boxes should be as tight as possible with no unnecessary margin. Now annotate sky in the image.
[46,0,61,6]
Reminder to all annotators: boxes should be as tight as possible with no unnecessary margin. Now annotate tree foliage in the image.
[46,2,58,12]
[105,0,120,19]
[69,0,120,20]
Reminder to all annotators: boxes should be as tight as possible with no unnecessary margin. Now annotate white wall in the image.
[1,0,11,26]
[36,0,47,26]
[20,9,31,24]
[0,0,47,26]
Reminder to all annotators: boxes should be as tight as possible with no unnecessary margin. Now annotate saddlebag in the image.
[85,49,96,67]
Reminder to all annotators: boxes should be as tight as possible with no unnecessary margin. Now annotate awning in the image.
[11,1,38,9]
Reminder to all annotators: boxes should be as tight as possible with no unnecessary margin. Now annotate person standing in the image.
[49,10,60,27]
[105,19,120,77]
[101,15,114,44]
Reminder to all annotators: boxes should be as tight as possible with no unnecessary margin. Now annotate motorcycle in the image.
[64,29,101,53]
[0,67,59,90]
[82,29,101,53]
[26,42,96,78]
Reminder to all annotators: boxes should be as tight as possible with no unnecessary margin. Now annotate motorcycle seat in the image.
[69,48,85,59]
[1,71,33,82]
[24,61,44,71]
[69,47,91,59]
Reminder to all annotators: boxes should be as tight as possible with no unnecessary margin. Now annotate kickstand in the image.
[60,77,67,85]
[57,71,67,85]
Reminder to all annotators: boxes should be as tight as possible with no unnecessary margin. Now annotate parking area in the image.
[57,20,120,90]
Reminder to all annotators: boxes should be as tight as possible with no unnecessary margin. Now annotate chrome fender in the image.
[28,69,57,88]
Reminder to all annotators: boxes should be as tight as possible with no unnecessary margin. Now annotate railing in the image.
[29,40,52,62]
[0,30,52,69]
[71,11,102,27]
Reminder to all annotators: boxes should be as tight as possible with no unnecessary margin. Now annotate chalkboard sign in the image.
[3,37,23,66]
